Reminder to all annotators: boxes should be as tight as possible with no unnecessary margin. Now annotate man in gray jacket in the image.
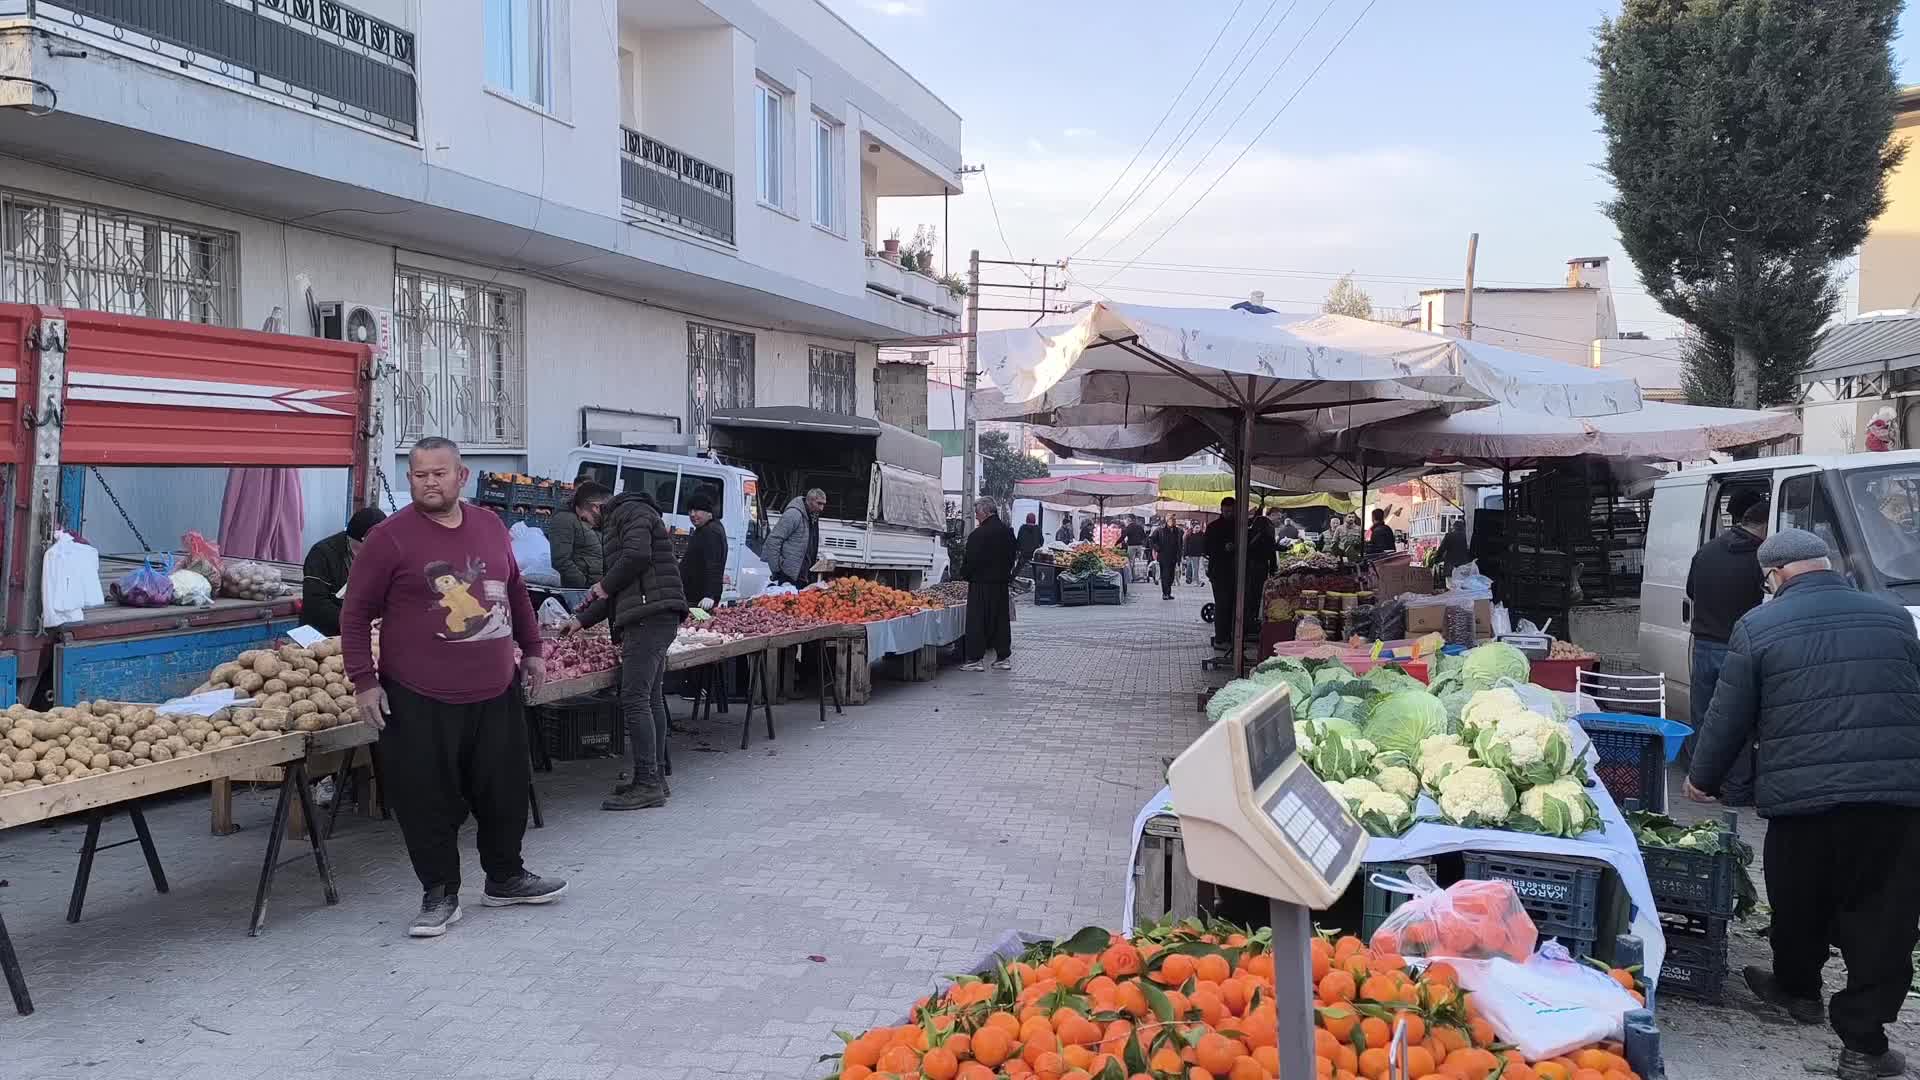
[764,488,825,585]
[1687,529,1920,1080]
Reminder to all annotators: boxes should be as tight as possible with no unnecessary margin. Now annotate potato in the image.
[282,670,309,688]
[251,654,282,678]
[293,716,323,733]
[129,741,151,759]
[289,699,318,718]
[263,678,288,695]
[42,747,64,768]
[6,728,29,749]
[211,662,242,684]
[263,693,292,711]
[236,672,265,694]
[107,750,131,766]
[9,761,30,781]
[87,752,108,770]
[237,650,264,664]
[113,721,138,738]
[150,744,172,762]
[33,761,54,780]
[238,719,257,736]
[315,697,339,716]
[256,713,285,732]
[14,747,34,764]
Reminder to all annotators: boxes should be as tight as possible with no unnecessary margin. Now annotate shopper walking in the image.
[1684,492,1767,797]
[1686,529,1920,1080]
[1151,516,1184,599]
[341,437,564,938]
[1015,511,1044,575]
[1204,498,1240,650]
[764,487,825,586]
[564,486,689,811]
[546,481,610,589]
[960,497,1017,671]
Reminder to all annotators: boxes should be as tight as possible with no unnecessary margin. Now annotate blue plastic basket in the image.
[1578,711,1693,763]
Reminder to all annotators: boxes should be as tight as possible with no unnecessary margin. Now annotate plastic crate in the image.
[1358,859,1435,941]
[1657,929,1729,1003]
[1639,818,1740,917]
[1462,850,1607,941]
[1091,585,1123,606]
[1032,564,1060,605]
[1578,713,1667,813]
[535,694,619,759]
[1058,581,1090,607]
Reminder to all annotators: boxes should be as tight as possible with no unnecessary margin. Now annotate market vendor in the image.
[301,506,386,637]
[340,437,564,939]
[547,481,611,589]
[1366,508,1397,556]
[1015,512,1044,573]
[678,492,726,608]
[765,487,825,586]
[1054,517,1073,543]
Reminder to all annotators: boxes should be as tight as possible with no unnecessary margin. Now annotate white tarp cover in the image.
[1011,473,1162,510]
[875,463,947,532]
[979,304,1643,419]
[1355,400,1800,464]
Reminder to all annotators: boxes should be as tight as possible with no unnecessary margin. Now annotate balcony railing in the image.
[37,0,417,137]
[620,127,734,246]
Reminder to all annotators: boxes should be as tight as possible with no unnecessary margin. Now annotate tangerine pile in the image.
[755,576,935,623]
[825,919,1646,1080]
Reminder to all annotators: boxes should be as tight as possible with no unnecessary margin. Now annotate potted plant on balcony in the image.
[904,225,937,275]
[939,272,970,300]
[882,228,902,261]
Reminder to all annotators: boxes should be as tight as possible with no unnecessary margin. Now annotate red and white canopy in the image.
[1011,472,1160,510]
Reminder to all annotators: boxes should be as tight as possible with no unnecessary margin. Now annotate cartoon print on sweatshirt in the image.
[423,558,513,641]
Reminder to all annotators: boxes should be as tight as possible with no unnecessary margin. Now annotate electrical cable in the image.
[977,166,1034,282]
[1072,255,1658,296]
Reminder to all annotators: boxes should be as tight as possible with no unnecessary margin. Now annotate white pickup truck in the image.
[707,407,950,590]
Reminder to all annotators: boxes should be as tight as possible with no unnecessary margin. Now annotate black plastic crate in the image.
[536,694,619,760]
[1058,581,1090,607]
[1359,859,1435,941]
[1579,714,1667,812]
[1091,585,1123,606]
[475,472,516,506]
[1463,850,1607,941]
[1640,835,1739,917]
[1658,936,1729,1003]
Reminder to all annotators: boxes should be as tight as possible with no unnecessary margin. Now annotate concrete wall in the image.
[1423,288,1605,368]
[875,362,928,434]
[1860,107,1920,313]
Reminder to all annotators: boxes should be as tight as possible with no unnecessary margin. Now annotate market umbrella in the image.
[1012,473,1160,533]
[978,303,1642,670]
[1351,399,1800,468]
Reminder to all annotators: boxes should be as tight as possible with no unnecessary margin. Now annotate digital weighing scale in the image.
[1168,682,1368,1080]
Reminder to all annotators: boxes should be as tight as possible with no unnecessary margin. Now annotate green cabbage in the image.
[1461,641,1530,690]
[1253,655,1309,678]
[1361,664,1425,696]
[1248,664,1312,710]
[1365,689,1449,757]
[1205,679,1266,724]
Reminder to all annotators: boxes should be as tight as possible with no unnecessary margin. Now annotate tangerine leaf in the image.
[1057,926,1112,955]
[1095,1060,1127,1080]
[1123,1031,1152,1074]
[1139,980,1176,1023]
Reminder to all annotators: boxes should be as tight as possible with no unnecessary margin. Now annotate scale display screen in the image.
[1260,770,1364,880]
[1243,695,1295,788]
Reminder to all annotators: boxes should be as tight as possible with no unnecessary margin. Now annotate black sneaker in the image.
[601,783,666,811]
[1743,965,1825,1024]
[1839,1048,1907,1080]
[408,888,461,938]
[481,872,568,907]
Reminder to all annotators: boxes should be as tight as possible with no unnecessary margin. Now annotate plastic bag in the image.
[1448,946,1642,1061]
[1367,866,1537,964]
[169,568,213,607]
[111,557,176,608]
[1295,613,1327,642]
[41,530,104,627]
[221,559,286,600]
[536,596,571,629]
[181,530,223,592]
[509,521,557,583]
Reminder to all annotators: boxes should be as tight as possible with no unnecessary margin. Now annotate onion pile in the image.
[545,633,618,679]
[701,605,824,637]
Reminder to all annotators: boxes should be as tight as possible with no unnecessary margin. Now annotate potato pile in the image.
[0,700,281,794]
[191,639,361,734]
[220,559,286,601]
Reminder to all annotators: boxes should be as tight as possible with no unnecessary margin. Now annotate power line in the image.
[1092,0,1380,287]
[1060,0,1251,242]
[1074,255,1658,297]
[1070,0,1293,258]
[976,166,1035,283]
[1461,322,1687,364]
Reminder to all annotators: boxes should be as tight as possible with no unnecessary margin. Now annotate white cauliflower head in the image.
[1358,791,1412,819]
[1372,765,1420,801]
[1294,719,1317,757]
[1436,765,1515,824]
[1490,710,1562,768]
[1519,777,1593,834]
[1418,743,1474,787]
[1326,776,1382,807]
[1461,687,1528,731]
[1419,733,1463,760]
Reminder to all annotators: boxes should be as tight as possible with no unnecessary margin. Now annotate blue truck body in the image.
[53,620,298,706]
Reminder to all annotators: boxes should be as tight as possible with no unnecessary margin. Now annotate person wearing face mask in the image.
[1684,492,1768,802]
[1687,529,1920,1080]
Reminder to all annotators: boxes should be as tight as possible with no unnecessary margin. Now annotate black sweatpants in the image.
[1158,556,1179,598]
[1765,804,1920,1053]
[379,679,531,895]
[1209,564,1236,645]
[965,581,1011,662]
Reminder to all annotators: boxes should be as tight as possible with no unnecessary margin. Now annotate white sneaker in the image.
[991,659,1014,671]
[960,661,986,671]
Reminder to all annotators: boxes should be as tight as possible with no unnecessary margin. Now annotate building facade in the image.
[1859,86,1920,314]
[0,0,962,549]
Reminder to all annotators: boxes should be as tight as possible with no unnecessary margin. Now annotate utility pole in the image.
[961,248,981,535]
[1460,232,1479,340]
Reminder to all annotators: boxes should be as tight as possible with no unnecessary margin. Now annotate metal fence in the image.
[43,0,418,137]
[620,127,735,245]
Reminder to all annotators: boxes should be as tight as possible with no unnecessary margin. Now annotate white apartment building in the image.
[0,0,962,547]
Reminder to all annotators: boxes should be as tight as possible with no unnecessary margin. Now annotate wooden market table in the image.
[0,722,378,1016]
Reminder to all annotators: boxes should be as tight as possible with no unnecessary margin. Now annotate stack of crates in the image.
[1463,850,1611,960]
[1058,577,1091,607]
[1032,563,1060,605]
[1359,858,1437,941]
[535,692,620,760]
[1639,811,1741,1002]
[1090,572,1123,605]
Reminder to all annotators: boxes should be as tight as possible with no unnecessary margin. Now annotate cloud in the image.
[856,0,925,14]
[1063,127,1097,139]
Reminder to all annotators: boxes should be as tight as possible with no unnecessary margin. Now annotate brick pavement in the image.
[0,585,1218,1080]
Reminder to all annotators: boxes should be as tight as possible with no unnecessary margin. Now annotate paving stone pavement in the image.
[0,586,1218,1080]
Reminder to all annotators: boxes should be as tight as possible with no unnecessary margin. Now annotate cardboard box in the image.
[1405,598,1493,638]
[1373,556,1439,599]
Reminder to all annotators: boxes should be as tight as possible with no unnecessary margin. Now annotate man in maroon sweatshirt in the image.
[341,437,566,938]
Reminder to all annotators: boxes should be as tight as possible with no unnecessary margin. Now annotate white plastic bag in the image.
[1448,945,1642,1061]
[536,596,571,629]
[41,530,104,628]
[509,521,558,583]
[169,568,214,607]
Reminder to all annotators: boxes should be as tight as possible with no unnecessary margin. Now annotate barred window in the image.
[0,192,237,325]
[688,321,755,440]
[392,268,527,450]
[808,345,856,415]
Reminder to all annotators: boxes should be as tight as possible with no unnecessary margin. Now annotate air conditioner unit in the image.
[317,301,392,358]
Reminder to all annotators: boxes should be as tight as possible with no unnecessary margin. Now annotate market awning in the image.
[1155,472,1358,514]
[708,406,943,477]
[1011,472,1161,511]
[1352,399,1799,467]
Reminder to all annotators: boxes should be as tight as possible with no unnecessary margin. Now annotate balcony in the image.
[866,256,961,321]
[620,126,735,246]
[30,0,417,137]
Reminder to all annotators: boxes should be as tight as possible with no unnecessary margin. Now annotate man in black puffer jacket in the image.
[1685,493,1768,802]
[568,492,687,811]
[1688,529,1920,1080]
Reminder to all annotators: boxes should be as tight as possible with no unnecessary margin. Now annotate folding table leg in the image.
[762,654,776,743]
[527,782,544,830]
[369,743,391,819]
[289,763,338,906]
[325,751,359,839]
[739,656,758,750]
[248,767,298,937]
[0,907,30,1016]
[128,805,169,894]
[66,810,103,924]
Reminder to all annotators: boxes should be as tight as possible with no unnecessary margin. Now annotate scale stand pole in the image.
[1269,898,1317,1080]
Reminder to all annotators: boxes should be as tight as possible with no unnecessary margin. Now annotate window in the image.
[393,268,527,450]
[1779,472,1849,578]
[687,321,756,443]
[620,466,679,510]
[575,460,615,490]
[812,116,842,232]
[675,472,725,517]
[1,191,236,325]
[485,0,550,108]
[756,82,788,209]
[809,346,856,415]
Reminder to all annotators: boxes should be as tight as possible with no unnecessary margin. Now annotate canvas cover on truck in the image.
[706,407,945,532]
[875,463,946,531]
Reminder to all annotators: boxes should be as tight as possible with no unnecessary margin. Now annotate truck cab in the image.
[1637,449,1920,720]
[562,445,771,600]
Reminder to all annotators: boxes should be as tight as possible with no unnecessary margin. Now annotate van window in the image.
[1779,473,1851,582]
[1709,475,1771,537]
[621,466,678,509]
[676,472,725,519]
[575,461,615,490]
[1844,465,1920,582]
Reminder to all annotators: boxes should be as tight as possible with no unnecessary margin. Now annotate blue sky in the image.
[839,0,1920,344]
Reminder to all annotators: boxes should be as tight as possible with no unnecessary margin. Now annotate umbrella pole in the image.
[1233,408,1252,676]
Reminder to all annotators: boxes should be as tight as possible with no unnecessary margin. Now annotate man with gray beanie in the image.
[1687,528,1920,1080]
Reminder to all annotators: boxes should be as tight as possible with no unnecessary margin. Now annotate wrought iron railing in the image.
[37,0,417,137]
[620,127,734,245]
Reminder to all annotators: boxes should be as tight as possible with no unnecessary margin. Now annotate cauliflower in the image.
[1518,777,1594,836]
[1358,791,1411,819]
[1325,776,1382,809]
[1491,711,1561,768]
[1294,719,1317,757]
[1460,687,1528,733]
[1474,709,1576,784]
[1418,733,1463,760]
[1348,737,1377,757]
[1372,764,1419,800]
[1418,743,1474,789]
[1435,765,1516,825]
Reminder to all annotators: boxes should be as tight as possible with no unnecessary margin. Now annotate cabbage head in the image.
[1461,641,1530,690]
[1248,664,1312,710]
[1365,689,1449,758]
[1205,679,1266,724]
[1361,663,1426,696]
[1253,655,1309,678]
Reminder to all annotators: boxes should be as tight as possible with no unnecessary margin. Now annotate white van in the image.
[563,445,771,600]
[1637,449,1920,720]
